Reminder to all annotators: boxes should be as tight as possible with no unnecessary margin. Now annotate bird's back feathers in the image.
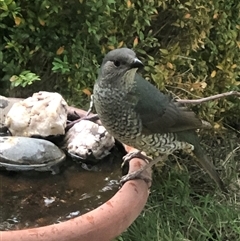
[134,73,205,135]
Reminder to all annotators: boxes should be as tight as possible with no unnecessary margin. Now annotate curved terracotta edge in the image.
[0,157,151,241]
[1,102,152,241]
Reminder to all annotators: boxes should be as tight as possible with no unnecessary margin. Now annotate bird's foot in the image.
[120,168,152,185]
[183,143,194,154]
[121,151,152,168]
[120,155,167,186]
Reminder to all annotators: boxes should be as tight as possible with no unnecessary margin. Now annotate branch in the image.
[66,114,99,131]
[177,91,240,104]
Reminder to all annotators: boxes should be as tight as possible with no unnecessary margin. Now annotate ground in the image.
[116,128,240,241]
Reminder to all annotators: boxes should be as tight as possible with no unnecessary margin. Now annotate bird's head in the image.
[98,48,143,87]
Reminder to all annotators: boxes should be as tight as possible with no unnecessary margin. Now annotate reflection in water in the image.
[0,149,124,230]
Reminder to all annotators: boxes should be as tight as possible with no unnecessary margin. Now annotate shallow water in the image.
[0,149,124,231]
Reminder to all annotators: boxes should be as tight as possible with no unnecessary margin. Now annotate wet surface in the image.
[0,148,125,230]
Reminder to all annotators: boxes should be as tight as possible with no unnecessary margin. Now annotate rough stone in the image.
[65,120,115,160]
[5,91,68,137]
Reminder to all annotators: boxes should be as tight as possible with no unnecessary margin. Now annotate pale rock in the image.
[0,95,9,108]
[65,120,115,160]
[5,91,68,137]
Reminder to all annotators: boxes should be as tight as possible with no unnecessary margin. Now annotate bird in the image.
[93,47,226,192]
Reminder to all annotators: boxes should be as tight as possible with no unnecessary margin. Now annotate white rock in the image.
[0,96,21,126]
[65,120,115,160]
[5,91,68,137]
[0,95,9,108]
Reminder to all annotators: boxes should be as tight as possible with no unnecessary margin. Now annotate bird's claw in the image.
[183,143,194,154]
[121,151,151,168]
[120,169,152,186]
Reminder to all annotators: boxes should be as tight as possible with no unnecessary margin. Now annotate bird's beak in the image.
[130,58,144,69]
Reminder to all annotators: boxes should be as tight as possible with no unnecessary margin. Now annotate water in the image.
[0,149,124,230]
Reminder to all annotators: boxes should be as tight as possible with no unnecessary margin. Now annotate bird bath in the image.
[0,99,151,241]
[0,152,123,231]
[0,155,151,241]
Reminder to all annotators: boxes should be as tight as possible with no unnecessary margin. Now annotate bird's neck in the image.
[97,68,137,93]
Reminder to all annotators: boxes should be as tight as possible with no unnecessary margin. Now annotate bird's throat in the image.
[122,68,138,90]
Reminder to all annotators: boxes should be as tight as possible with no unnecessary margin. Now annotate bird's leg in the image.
[120,155,168,185]
[121,151,152,168]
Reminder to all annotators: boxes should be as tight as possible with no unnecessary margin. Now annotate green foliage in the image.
[0,0,158,104]
[148,0,240,124]
[52,56,71,74]
[9,70,40,87]
[0,0,239,123]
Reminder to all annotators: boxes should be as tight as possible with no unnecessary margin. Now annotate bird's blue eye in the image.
[114,60,120,67]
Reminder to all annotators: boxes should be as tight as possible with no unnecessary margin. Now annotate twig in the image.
[165,85,204,99]
[223,122,240,135]
[177,91,240,104]
[65,114,99,131]
[175,55,196,61]
[222,145,240,167]
[86,95,94,116]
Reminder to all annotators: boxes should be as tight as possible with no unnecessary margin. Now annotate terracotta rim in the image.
[1,158,151,241]
[1,103,152,241]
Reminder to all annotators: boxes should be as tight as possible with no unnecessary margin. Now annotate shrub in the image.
[0,0,158,104]
[150,0,240,124]
[0,0,239,124]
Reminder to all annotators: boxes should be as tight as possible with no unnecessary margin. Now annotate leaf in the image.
[133,37,138,47]
[213,13,218,19]
[56,46,65,55]
[63,55,68,62]
[38,18,45,26]
[0,2,8,11]
[52,65,60,71]
[201,82,207,89]
[118,41,124,48]
[210,70,216,78]
[108,45,115,50]
[82,88,92,96]
[191,82,207,91]
[159,49,168,55]
[127,0,132,8]
[139,31,144,41]
[14,17,22,26]
[216,65,223,70]
[9,75,17,82]
[167,62,173,69]
[184,13,191,19]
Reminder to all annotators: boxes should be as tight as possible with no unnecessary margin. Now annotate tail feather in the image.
[193,146,227,193]
[177,131,227,192]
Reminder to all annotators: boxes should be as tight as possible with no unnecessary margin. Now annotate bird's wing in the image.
[134,74,205,135]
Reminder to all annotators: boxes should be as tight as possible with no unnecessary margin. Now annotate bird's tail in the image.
[193,144,227,193]
[177,131,227,192]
